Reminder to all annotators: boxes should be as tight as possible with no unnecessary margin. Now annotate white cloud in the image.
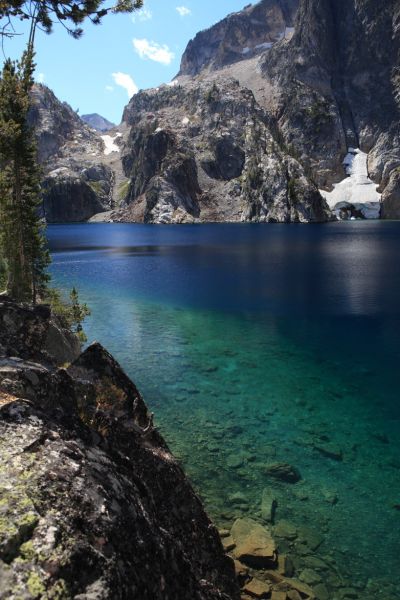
[37,72,45,83]
[176,6,191,16]
[132,38,174,65]
[132,7,152,22]
[111,72,138,98]
[105,85,114,92]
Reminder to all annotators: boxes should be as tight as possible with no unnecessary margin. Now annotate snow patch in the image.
[320,148,381,219]
[285,26,295,39]
[167,79,178,87]
[255,41,274,50]
[101,134,120,155]
[181,116,190,125]
[242,28,291,55]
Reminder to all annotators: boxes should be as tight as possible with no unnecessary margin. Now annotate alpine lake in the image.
[47,222,400,600]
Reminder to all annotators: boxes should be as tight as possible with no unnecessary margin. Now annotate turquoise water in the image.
[48,222,400,599]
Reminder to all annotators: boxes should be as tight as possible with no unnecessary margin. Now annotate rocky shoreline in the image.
[0,297,238,599]
[1,297,398,600]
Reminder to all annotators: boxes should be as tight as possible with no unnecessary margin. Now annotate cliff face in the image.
[29,86,127,223]
[0,297,239,600]
[259,0,400,215]
[117,79,328,224]
[114,0,331,224]
[178,0,299,76]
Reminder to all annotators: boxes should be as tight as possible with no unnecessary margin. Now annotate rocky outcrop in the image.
[81,113,115,132]
[42,164,113,223]
[116,79,330,224]
[0,298,239,599]
[178,0,299,76]
[29,85,122,222]
[0,296,80,365]
[259,0,400,216]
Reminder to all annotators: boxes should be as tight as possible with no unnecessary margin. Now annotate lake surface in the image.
[47,222,400,599]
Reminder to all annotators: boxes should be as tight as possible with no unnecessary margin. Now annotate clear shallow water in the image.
[47,222,400,599]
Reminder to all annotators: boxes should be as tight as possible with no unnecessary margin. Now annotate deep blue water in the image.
[48,222,400,599]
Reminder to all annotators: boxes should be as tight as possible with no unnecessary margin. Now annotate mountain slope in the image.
[113,0,333,224]
[258,0,400,217]
[81,112,115,132]
[178,0,299,76]
[115,78,329,224]
[29,85,128,222]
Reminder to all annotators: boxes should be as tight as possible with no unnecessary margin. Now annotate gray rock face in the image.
[259,0,400,213]
[0,299,240,600]
[42,164,113,223]
[178,0,299,76]
[0,296,80,365]
[117,79,330,224]
[29,85,119,222]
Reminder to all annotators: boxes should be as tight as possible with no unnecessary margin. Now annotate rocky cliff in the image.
[178,0,299,76]
[29,85,127,223]
[0,297,240,599]
[115,78,328,224]
[258,0,400,218]
[114,0,333,224]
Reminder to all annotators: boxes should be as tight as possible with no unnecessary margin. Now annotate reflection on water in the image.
[48,222,400,599]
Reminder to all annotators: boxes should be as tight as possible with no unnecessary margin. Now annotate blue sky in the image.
[3,0,249,124]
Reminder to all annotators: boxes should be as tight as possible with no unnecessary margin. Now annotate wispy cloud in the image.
[132,38,174,65]
[105,85,114,92]
[111,72,138,98]
[132,7,152,22]
[37,72,45,83]
[176,6,191,17]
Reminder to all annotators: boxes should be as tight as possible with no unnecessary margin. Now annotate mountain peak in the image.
[81,113,116,132]
[178,0,299,77]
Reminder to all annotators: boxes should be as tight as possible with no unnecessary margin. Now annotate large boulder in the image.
[0,296,79,365]
[231,518,277,568]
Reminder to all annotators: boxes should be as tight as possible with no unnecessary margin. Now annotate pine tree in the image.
[1,1,143,40]
[0,1,144,304]
[0,50,50,302]
[69,286,91,341]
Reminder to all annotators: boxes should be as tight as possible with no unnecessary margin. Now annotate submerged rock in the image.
[261,489,278,524]
[313,443,343,462]
[231,518,277,568]
[243,577,271,598]
[0,300,240,600]
[264,463,301,483]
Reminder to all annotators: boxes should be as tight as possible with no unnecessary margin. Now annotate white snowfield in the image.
[241,26,294,55]
[101,133,121,155]
[320,148,381,219]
